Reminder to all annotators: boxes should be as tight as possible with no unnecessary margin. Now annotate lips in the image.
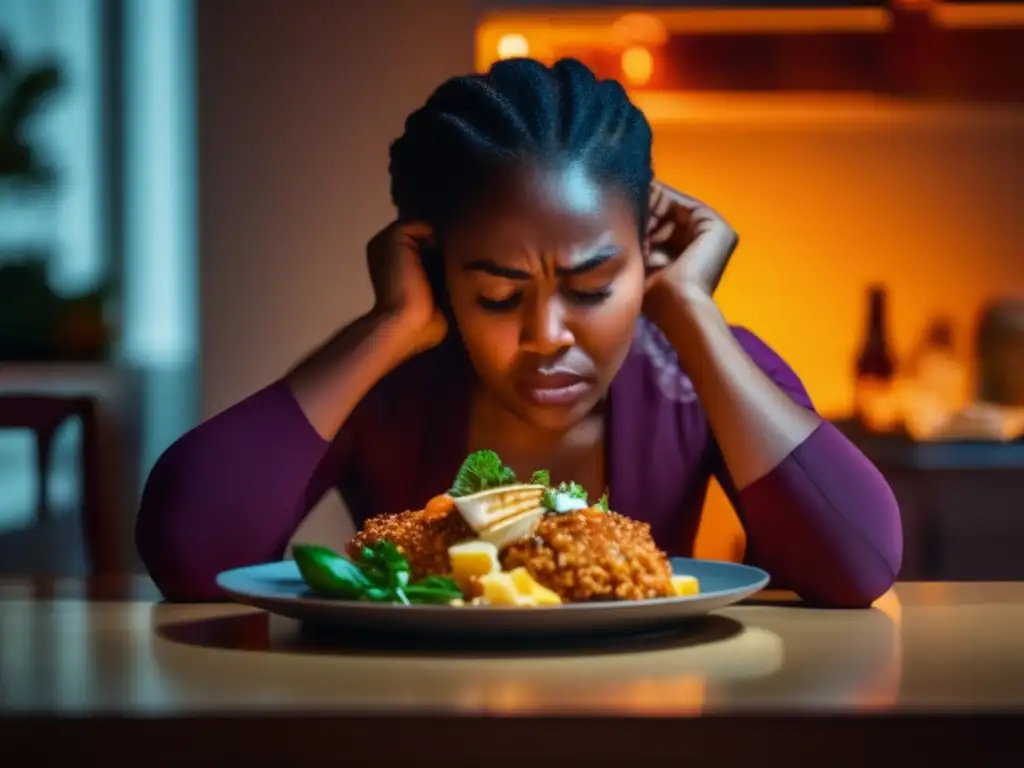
[522,371,587,390]
[516,370,594,407]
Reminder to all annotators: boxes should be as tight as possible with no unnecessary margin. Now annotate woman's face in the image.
[443,163,645,432]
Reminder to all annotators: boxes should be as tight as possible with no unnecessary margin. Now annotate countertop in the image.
[2,577,1021,763]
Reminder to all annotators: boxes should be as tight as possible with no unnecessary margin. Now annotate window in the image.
[1,0,197,544]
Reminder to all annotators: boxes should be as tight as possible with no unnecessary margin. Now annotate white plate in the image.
[216,558,769,641]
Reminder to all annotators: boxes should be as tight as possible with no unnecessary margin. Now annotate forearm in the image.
[136,380,341,601]
[649,287,820,490]
[649,287,902,605]
[735,422,902,607]
[138,312,418,600]
[286,309,421,440]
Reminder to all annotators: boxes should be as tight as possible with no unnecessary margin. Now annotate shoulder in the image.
[628,317,814,410]
[727,326,815,409]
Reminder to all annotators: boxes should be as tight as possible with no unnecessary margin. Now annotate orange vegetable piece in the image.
[423,493,455,521]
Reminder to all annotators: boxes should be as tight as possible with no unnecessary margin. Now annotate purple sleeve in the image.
[711,329,903,608]
[135,379,357,601]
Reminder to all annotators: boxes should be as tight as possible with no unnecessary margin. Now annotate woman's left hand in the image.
[643,181,738,306]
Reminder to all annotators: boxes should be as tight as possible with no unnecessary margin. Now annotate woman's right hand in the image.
[366,221,448,354]
[286,221,447,439]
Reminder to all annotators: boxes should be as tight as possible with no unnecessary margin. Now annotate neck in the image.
[468,383,605,474]
[470,386,567,453]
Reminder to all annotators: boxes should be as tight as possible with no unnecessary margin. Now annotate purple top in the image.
[136,319,902,607]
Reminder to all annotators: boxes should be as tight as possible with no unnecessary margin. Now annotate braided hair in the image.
[389,57,653,236]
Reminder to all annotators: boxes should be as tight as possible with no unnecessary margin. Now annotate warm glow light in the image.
[932,2,1024,29]
[621,45,654,86]
[611,13,669,46]
[497,33,529,59]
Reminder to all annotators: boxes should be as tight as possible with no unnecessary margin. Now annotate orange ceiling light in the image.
[496,33,530,60]
[475,4,895,73]
[621,45,655,86]
[931,2,1024,29]
[611,12,669,47]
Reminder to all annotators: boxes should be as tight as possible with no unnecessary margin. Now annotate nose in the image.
[520,294,575,356]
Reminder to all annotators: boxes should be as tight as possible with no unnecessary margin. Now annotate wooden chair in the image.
[0,394,117,574]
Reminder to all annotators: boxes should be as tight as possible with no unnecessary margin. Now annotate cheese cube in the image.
[448,540,500,590]
[478,572,535,606]
[671,574,700,596]
[508,567,562,606]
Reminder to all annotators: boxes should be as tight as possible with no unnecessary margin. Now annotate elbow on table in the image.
[802,561,898,609]
[134,443,231,602]
[135,507,228,603]
[804,498,903,609]
[135,520,227,602]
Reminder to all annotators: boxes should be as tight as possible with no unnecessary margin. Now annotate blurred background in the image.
[1,0,1022,582]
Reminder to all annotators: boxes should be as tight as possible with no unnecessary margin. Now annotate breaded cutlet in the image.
[347,507,476,578]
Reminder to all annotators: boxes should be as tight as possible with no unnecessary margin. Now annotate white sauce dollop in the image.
[551,493,589,513]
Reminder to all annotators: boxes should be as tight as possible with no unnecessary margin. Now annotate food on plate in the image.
[293,449,700,607]
[671,574,700,597]
[451,483,547,550]
[293,540,463,604]
[447,539,500,592]
[501,507,676,602]
[348,498,474,578]
[476,568,562,606]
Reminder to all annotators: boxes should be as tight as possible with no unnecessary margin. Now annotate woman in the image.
[137,58,901,607]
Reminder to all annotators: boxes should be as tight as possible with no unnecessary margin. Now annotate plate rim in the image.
[215,556,770,614]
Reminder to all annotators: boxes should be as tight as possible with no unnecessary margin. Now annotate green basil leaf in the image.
[415,575,463,593]
[375,540,410,569]
[292,544,370,598]
[361,586,393,602]
[391,569,410,592]
[404,584,464,604]
[360,564,390,588]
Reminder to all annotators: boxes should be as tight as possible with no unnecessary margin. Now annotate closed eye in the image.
[478,293,523,312]
[567,287,612,305]
[477,287,612,312]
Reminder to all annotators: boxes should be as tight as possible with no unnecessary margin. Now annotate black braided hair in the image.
[389,57,653,236]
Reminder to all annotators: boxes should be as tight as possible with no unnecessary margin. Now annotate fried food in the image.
[347,503,475,579]
[501,508,675,602]
[340,451,689,606]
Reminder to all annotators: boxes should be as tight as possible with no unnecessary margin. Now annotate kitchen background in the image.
[1,0,1022,579]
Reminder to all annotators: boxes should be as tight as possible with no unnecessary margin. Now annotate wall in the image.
[197,0,477,548]
[653,97,1024,561]
[647,100,1024,417]
[198,0,478,416]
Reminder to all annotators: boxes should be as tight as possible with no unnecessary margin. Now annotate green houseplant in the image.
[0,37,110,362]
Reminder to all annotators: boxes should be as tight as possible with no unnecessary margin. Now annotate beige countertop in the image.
[2,577,1021,762]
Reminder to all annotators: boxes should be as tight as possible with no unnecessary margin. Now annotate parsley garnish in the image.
[449,449,518,498]
[529,469,550,486]
[541,481,590,511]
